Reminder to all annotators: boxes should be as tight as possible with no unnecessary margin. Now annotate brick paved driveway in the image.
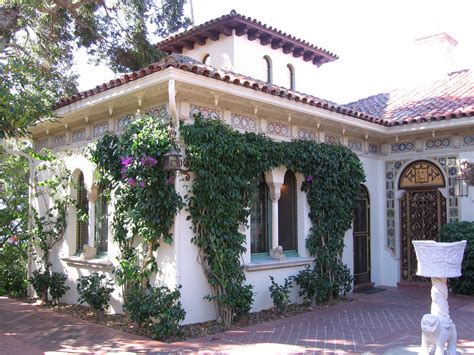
[1,287,473,354]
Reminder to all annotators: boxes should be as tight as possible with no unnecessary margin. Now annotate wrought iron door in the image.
[400,190,446,282]
[354,186,370,284]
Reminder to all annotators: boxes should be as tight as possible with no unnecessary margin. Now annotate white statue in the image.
[420,314,457,355]
[412,240,467,355]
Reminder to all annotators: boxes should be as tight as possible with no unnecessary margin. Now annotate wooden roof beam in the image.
[303,51,315,62]
[193,36,206,46]
[183,41,195,50]
[271,38,283,49]
[219,25,233,36]
[247,29,260,41]
[282,43,294,54]
[293,48,304,58]
[235,25,248,36]
[205,30,220,41]
[260,34,272,46]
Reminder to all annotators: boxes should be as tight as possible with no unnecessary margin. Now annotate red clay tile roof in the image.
[345,69,474,126]
[157,10,338,67]
[53,54,381,124]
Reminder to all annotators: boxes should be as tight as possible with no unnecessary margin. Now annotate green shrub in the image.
[49,272,69,304]
[0,243,27,297]
[77,273,114,320]
[29,270,51,302]
[269,276,293,313]
[293,266,331,305]
[440,221,474,295]
[124,284,186,339]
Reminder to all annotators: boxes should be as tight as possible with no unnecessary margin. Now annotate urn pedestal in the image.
[412,240,467,355]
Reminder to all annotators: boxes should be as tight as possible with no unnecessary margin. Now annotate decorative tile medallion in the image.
[425,137,452,150]
[266,121,289,137]
[298,128,317,141]
[231,114,257,132]
[391,141,415,153]
[72,128,86,142]
[52,134,65,147]
[369,143,382,155]
[93,121,109,137]
[348,139,362,151]
[145,105,169,123]
[36,138,49,151]
[463,135,474,146]
[189,105,220,120]
[324,134,340,145]
[117,115,133,131]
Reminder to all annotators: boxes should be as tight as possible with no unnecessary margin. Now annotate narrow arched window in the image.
[76,172,88,252]
[202,53,210,65]
[95,185,108,253]
[250,175,271,254]
[279,170,297,251]
[263,55,273,84]
[287,64,295,91]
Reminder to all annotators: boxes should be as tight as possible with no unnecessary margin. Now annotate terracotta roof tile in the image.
[345,69,474,126]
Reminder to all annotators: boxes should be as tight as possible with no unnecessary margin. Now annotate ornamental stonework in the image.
[266,121,289,137]
[52,134,65,147]
[391,141,415,153]
[72,128,86,142]
[463,135,474,146]
[117,115,133,131]
[425,137,451,150]
[369,143,382,155]
[145,105,169,123]
[231,114,257,132]
[36,138,49,151]
[93,121,109,137]
[348,139,362,151]
[297,128,317,141]
[324,134,340,145]
[189,105,220,120]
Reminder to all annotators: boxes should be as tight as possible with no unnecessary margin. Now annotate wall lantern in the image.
[455,161,473,198]
[162,147,182,172]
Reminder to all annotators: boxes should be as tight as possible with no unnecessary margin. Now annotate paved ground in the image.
[1,287,473,354]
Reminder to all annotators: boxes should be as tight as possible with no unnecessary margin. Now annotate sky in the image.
[75,0,474,104]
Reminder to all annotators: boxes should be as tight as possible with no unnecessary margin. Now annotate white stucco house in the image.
[28,10,474,324]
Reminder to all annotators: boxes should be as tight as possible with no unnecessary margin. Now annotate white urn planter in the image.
[412,240,467,355]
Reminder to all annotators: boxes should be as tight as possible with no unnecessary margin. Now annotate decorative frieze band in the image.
[425,137,451,150]
[189,105,220,120]
[348,139,362,151]
[52,134,65,147]
[231,114,257,132]
[297,128,317,141]
[391,141,414,153]
[117,115,133,131]
[266,121,289,137]
[92,121,109,137]
[324,134,340,145]
[72,128,86,142]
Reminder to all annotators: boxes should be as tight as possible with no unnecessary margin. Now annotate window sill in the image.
[244,257,313,272]
[61,256,113,271]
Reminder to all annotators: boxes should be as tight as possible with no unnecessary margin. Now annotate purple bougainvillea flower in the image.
[127,178,136,186]
[147,157,158,167]
[140,157,147,166]
[166,175,174,185]
[121,156,133,167]
[139,181,146,188]
[306,175,314,183]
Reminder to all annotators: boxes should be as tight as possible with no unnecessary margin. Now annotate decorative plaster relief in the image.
[266,121,289,137]
[145,105,169,123]
[231,114,257,132]
[189,105,220,120]
[52,134,65,147]
[324,134,340,145]
[425,137,452,150]
[72,128,86,142]
[36,138,49,151]
[92,121,109,137]
[463,135,474,146]
[117,115,133,131]
[391,141,415,153]
[348,139,362,151]
[298,128,318,141]
[368,143,382,155]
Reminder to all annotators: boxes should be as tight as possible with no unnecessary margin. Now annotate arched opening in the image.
[250,175,271,255]
[76,171,89,252]
[287,64,295,91]
[263,55,273,84]
[279,170,297,252]
[399,160,447,284]
[353,185,370,285]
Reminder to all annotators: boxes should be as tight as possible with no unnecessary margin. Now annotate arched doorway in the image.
[353,185,371,285]
[399,160,447,284]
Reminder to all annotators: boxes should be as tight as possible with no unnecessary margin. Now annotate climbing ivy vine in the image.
[89,114,182,292]
[182,116,365,325]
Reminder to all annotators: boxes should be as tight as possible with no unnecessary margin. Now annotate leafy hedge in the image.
[440,221,474,295]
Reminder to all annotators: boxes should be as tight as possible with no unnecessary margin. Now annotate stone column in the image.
[268,182,285,260]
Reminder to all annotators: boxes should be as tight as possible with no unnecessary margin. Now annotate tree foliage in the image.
[0,0,191,137]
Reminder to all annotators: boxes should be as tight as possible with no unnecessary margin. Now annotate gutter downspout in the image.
[0,138,35,296]
[168,79,181,288]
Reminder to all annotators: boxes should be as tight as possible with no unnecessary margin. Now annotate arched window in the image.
[250,175,271,254]
[76,172,88,252]
[95,185,108,253]
[287,64,295,91]
[202,53,210,65]
[263,55,273,84]
[279,170,297,251]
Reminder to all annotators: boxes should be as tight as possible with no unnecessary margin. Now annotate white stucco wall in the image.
[459,151,474,222]
[181,34,235,71]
